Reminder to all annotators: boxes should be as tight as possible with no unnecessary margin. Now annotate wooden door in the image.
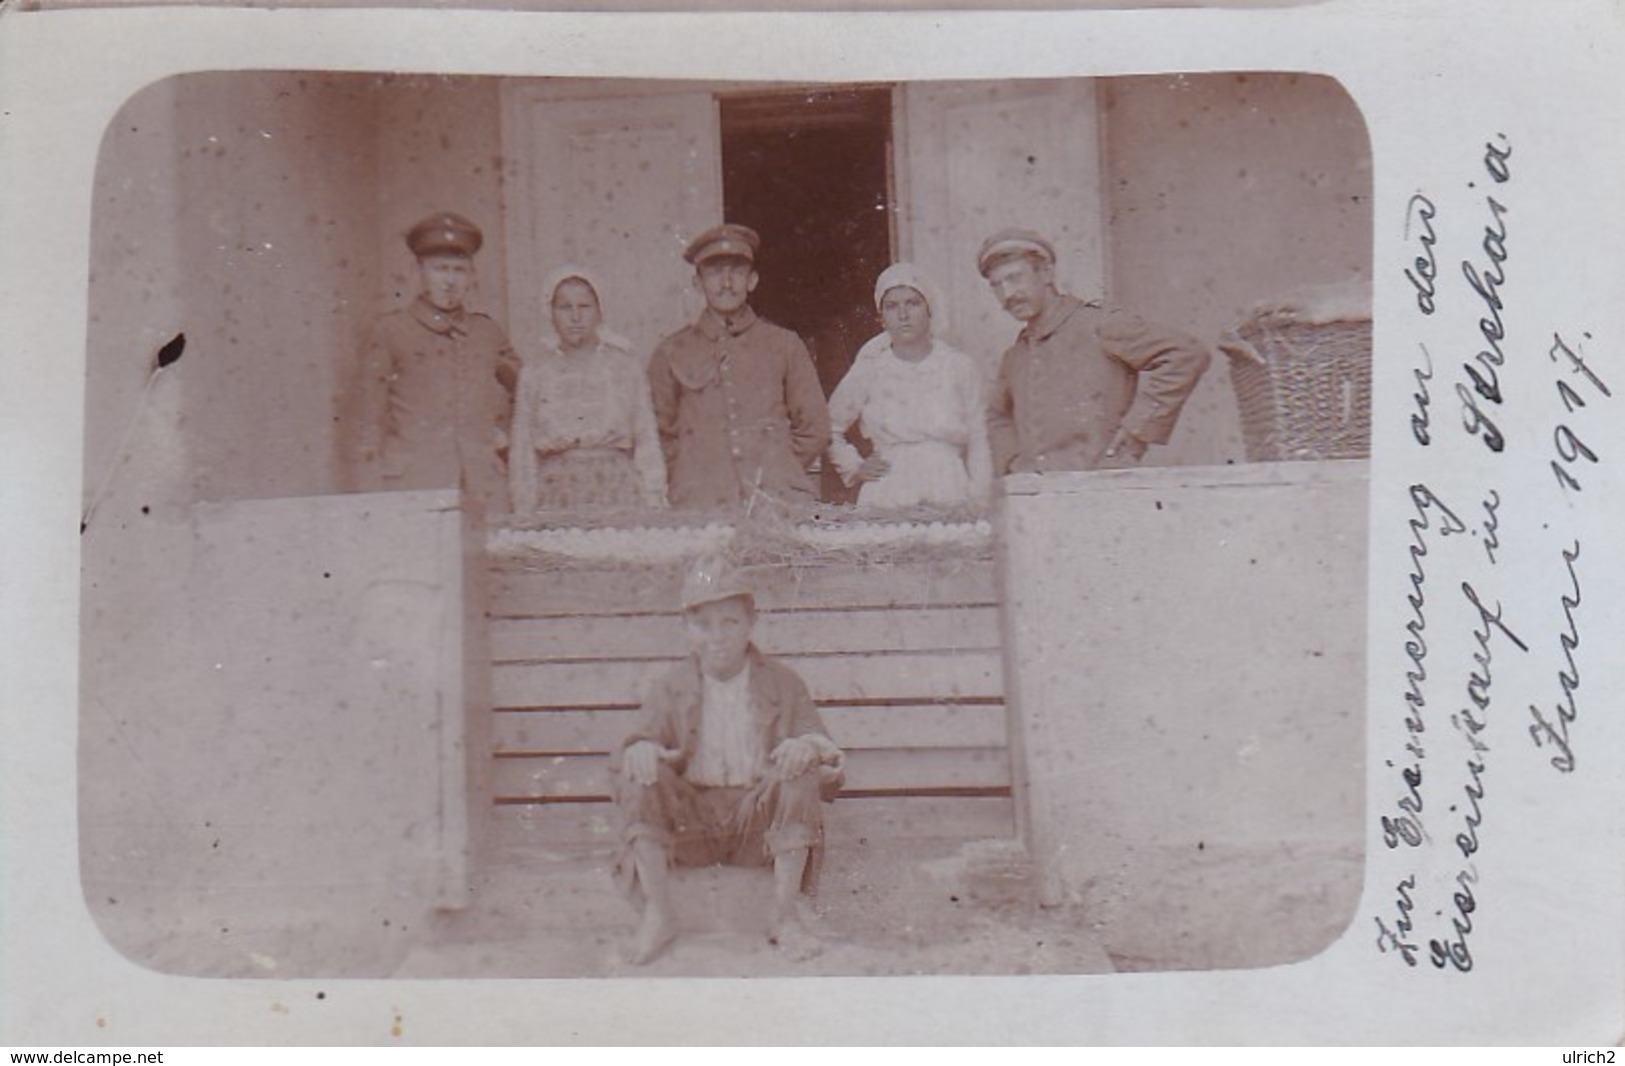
[895,80,1106,383]
[500,85,724,363]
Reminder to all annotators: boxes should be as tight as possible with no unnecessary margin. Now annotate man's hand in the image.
[1105,427,1148,462]
[622,740,672,786]
[769,735,823,779]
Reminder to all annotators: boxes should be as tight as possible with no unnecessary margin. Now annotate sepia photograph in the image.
[5,0,1622,1046]
[78,68,1370,980]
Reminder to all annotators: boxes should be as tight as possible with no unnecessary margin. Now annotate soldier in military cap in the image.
[646,223,832,510]
[978,226,1210,475]
[352,211,521,515]
[612,553,845,964]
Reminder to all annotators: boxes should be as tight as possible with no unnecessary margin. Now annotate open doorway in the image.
[719,86,894,503]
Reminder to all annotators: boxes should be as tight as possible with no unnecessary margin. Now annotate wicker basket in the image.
[1223,315,1372,462]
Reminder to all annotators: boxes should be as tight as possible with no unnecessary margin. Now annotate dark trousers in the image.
[614,762,831,901]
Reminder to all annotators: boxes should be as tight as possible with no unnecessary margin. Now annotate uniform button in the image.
[732,448,742,458]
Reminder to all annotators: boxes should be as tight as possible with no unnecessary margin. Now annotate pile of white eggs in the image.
[792,519,994,550]
[488,521,733,562]
[489,517,994,561]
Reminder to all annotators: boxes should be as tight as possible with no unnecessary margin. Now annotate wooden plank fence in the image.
[485,556,1014,846]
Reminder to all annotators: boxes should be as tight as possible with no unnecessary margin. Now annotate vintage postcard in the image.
[1,0,1621,1045]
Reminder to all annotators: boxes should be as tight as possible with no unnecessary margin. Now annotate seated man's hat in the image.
[407,211,484,258]
[976,227,1056,277]
[680,553,756,611]
[684,223,761,267]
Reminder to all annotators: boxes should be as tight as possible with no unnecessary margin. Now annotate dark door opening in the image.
[720,87,894,504]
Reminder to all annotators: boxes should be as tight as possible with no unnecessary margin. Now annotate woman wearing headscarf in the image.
[509,265,667,512]
[826,263,993,509]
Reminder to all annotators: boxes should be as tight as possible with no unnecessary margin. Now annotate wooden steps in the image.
[485,555,1013,846]
[489,560,998,617]
[490,794,1018,855]
[492,651,1003,709]
[494,701,1009,755]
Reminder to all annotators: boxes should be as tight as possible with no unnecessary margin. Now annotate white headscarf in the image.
[540,263,634,354]
[854,262,949,365]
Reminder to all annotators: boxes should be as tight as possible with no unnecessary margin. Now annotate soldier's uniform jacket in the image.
[354,296,521,514]
[987,294,1211,474]
[647,305,832,510]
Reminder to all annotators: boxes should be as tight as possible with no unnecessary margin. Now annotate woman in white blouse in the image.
[508,265,667,512]
[826,263,994,509]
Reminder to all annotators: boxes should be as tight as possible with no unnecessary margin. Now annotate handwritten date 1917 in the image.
[1547,332,1612,494]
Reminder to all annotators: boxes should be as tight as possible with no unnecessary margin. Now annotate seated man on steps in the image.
[612,554,845,965]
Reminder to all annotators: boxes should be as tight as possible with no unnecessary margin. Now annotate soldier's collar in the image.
[410,296,469,337]
[697,304,758,340]
[1022,293,1085,343]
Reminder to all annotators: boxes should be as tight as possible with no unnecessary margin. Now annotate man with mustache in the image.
[980,228,1210,475]
[647,223,831,511]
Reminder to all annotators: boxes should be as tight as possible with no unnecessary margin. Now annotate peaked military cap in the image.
[683,223,761,266]
[976,228,1057,277]
[407,211,484,258]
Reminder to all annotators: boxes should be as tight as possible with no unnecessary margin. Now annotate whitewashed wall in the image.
[80,491,479,977]
[999,461,1368,970]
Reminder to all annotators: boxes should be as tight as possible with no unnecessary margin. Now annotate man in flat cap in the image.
[647,224,831,510]
[979,228,1210,475]
[352,211,521,515]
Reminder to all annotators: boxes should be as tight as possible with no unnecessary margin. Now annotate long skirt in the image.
[530,448,644,509]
